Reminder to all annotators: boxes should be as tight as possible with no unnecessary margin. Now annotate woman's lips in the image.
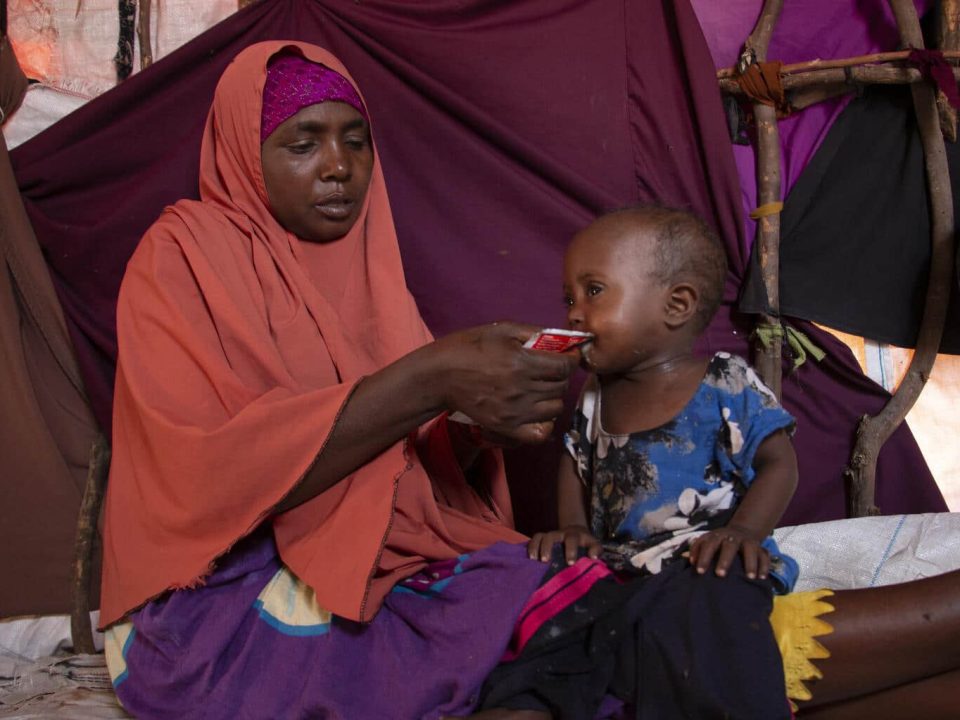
[315,197,354,220]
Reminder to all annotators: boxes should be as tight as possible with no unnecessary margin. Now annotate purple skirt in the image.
[106,530,548,719]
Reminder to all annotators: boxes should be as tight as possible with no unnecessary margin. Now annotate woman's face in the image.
[261,101,374,243]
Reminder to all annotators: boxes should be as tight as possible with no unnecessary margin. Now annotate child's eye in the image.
[587,284,603,296]
[563,294,574,307]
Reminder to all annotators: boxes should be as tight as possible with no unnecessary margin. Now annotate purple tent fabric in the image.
[10,0,945,536]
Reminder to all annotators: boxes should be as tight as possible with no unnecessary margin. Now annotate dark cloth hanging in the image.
[1,38,100,616]
[740,83,960,353]
[4,0,945,617]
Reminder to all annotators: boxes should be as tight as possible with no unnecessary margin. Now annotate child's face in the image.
[563,219,672,375]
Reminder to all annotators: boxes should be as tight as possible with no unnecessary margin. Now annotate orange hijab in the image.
[100,41,522,627]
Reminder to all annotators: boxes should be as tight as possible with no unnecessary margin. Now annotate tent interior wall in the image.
[1,0,958,652]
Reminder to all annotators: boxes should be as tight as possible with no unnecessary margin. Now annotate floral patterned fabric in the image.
[566,352,796,576]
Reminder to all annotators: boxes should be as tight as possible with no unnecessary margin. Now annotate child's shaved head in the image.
[593,205,728,332]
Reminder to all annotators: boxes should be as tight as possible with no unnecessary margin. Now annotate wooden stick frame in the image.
[720,0,957,517]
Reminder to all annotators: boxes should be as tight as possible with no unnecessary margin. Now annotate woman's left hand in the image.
[688,525,770,580]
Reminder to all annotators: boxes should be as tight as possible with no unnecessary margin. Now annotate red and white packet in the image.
[522,328,594,352]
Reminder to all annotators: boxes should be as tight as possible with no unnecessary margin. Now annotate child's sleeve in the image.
[720,355,796,485]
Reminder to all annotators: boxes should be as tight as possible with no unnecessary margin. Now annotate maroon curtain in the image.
[10,0,944,549]
[2,37,100,617]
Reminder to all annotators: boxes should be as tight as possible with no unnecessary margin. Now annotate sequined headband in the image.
[260,53,368,143]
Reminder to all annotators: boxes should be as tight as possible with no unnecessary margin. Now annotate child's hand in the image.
[688,525,770,580]
[527,525,601,565]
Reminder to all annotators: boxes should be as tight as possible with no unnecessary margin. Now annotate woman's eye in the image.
[344,135,369,150]
[287,142,315,155]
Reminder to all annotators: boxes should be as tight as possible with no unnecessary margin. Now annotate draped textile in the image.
[100,40,524,627]
[6,0,946,615]
[740,84,960,354]
[0,37,99,616]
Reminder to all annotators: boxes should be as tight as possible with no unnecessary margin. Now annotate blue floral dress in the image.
[566,352,797,585]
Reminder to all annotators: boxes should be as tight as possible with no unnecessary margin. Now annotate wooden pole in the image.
[743,0,785,400]
[136,0,153,71]
[70,435,111,654]
[844,0,956,516]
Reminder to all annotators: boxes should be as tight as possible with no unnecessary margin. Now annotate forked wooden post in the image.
[845,0,956,516]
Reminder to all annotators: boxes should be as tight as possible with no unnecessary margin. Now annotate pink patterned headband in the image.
[260,52,368,143]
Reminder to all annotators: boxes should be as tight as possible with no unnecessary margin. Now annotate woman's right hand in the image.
[430,322,578,444]
[527,525,602,565]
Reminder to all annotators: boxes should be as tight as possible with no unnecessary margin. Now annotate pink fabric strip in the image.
[502,557,613,661]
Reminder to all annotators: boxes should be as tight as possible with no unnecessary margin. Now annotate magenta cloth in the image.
[907,48,960,110]
[10,0,946,535]
[260,52,367,142]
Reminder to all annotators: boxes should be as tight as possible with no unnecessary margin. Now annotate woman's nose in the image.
[320,144,350,181]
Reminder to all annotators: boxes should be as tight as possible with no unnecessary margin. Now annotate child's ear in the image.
[663,282,698,329]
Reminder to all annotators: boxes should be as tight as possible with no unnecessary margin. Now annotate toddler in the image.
[528,204,798,587]
[475,205,799,719]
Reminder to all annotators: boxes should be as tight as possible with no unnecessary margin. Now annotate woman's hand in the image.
[527,524,601,565]
[432,322,578,443]
[688,525,770,580]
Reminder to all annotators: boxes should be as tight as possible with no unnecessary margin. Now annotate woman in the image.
[100,40,573,719]
[101,40,960,720]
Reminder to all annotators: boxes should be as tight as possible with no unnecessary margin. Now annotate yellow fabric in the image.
[749,201,784,220]
[770,589,836,710]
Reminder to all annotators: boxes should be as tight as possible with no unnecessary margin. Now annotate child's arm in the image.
[688,428,798,580]
[527,453,601,565]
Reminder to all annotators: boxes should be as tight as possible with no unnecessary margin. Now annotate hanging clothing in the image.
[739,84,960,353]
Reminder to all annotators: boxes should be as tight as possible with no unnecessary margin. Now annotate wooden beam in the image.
[719,64,960,95]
